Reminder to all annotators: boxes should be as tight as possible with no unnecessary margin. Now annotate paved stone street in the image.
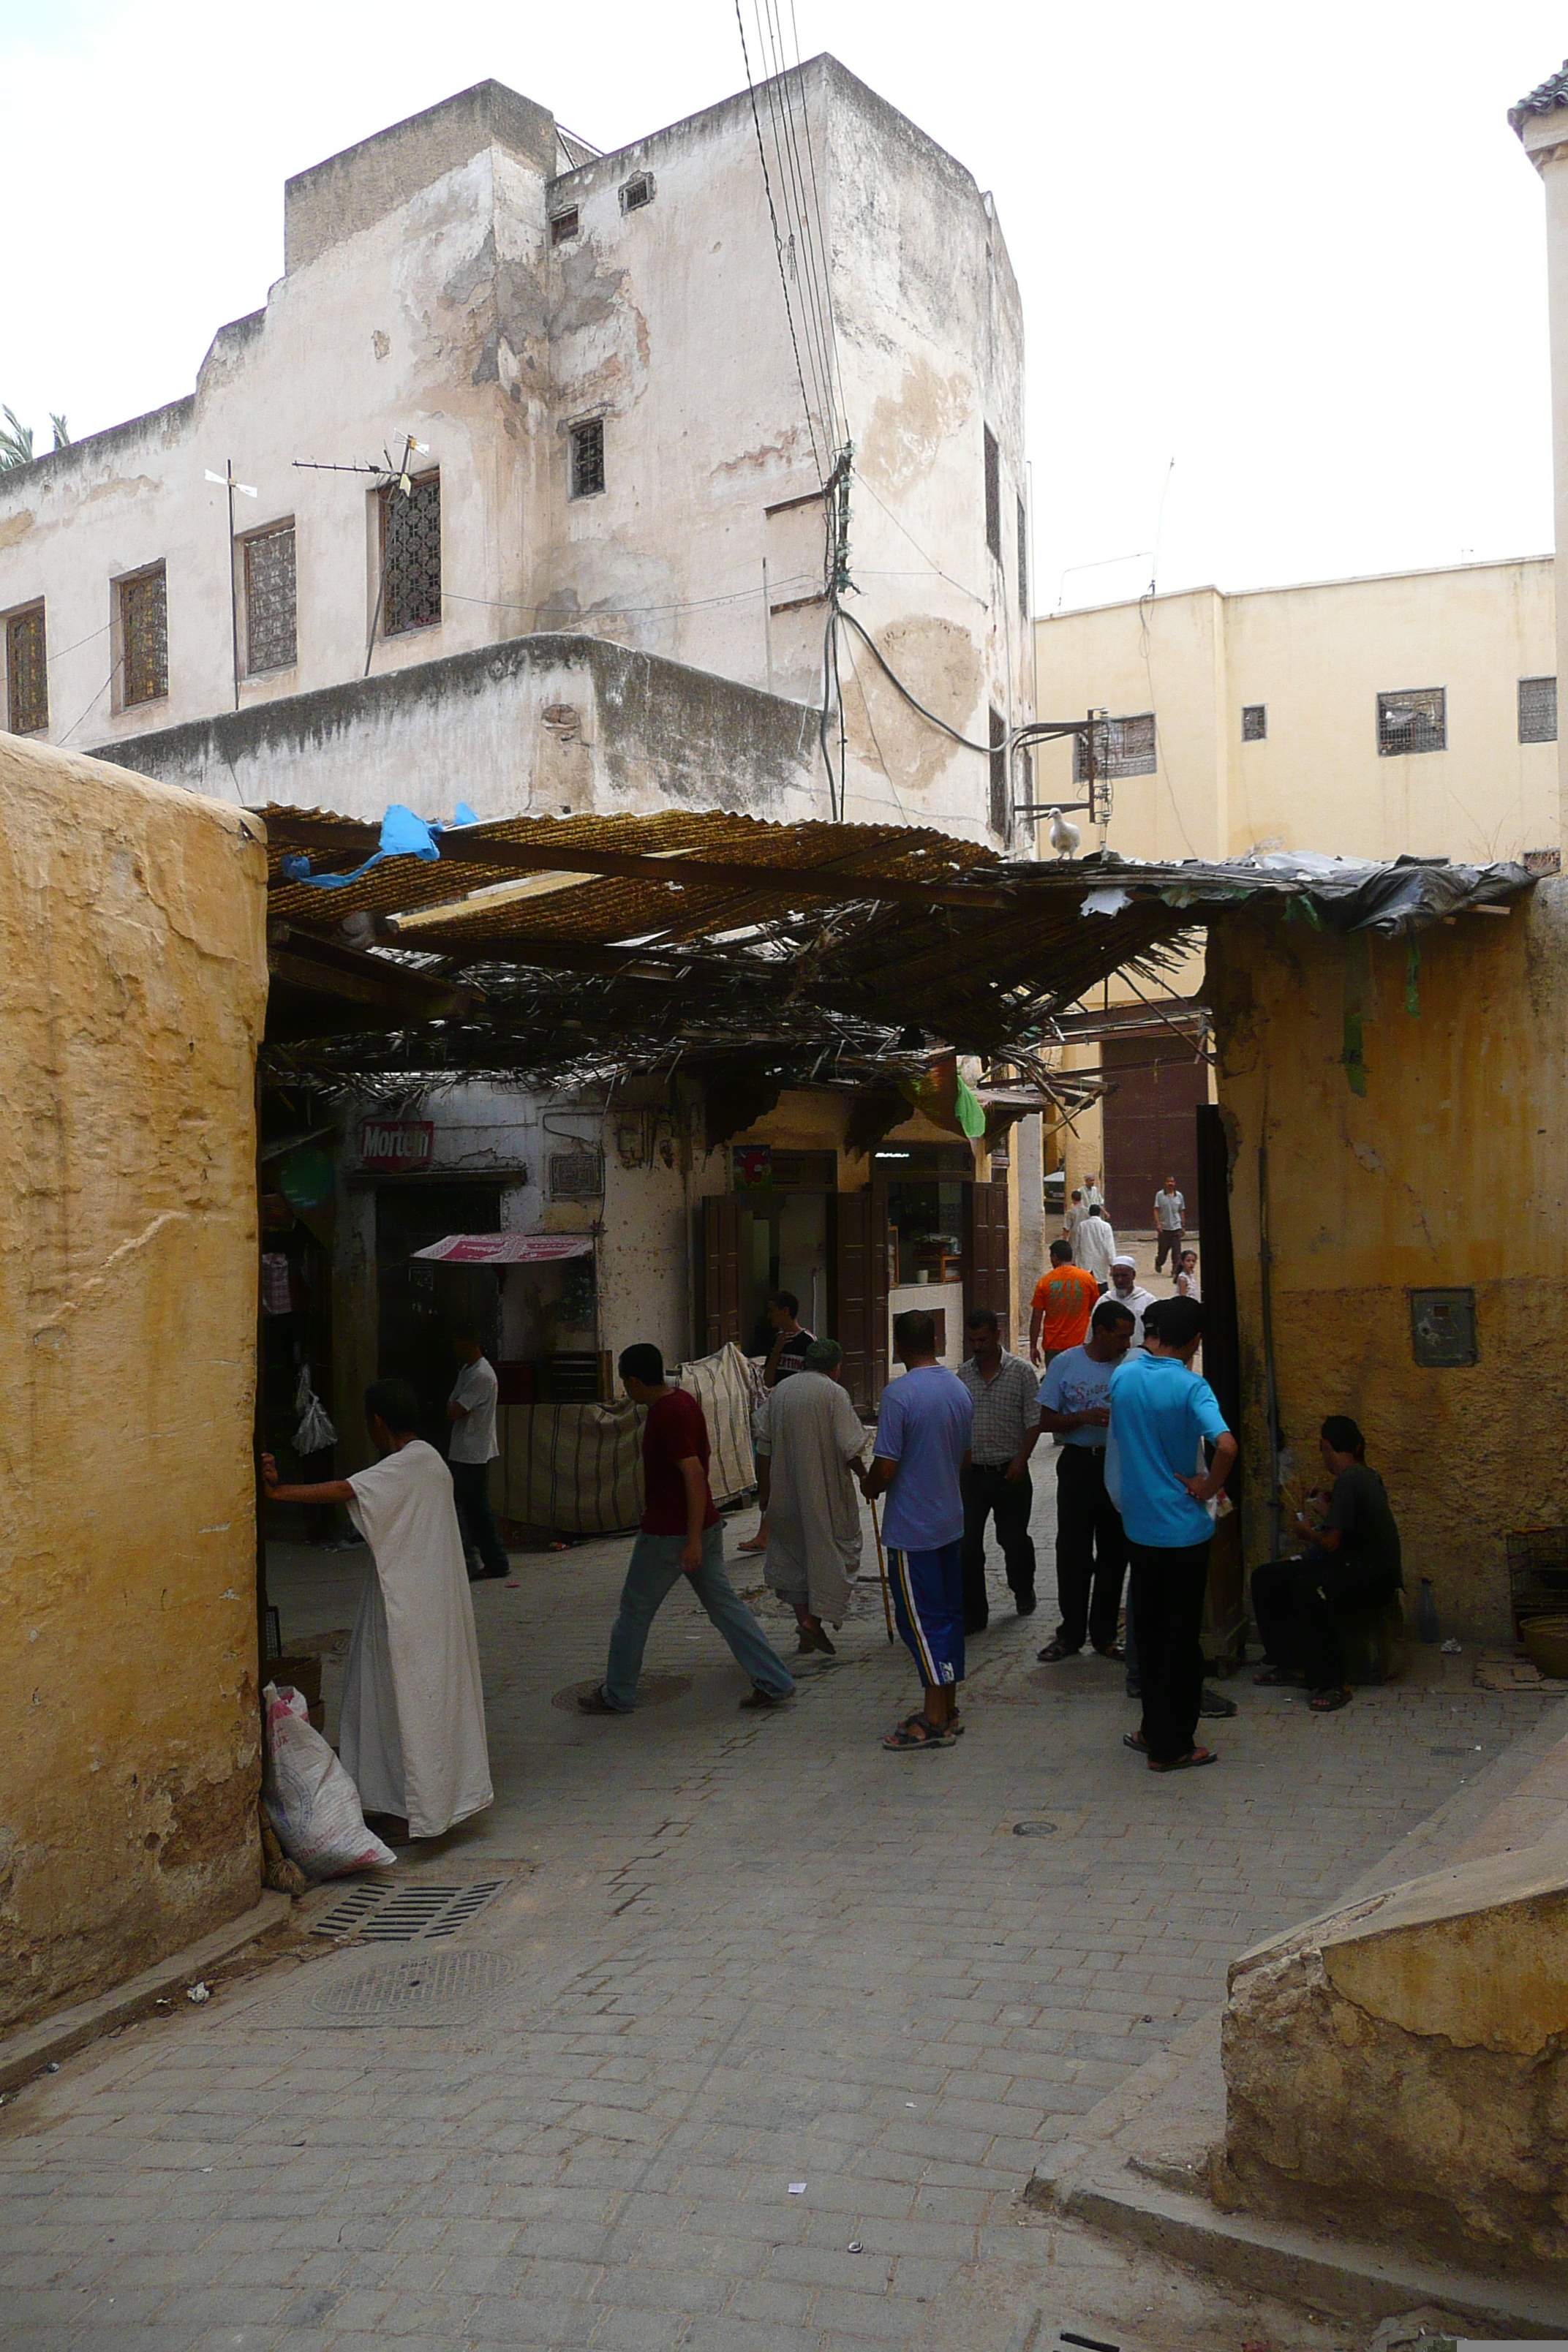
[3,1459,1560,2352]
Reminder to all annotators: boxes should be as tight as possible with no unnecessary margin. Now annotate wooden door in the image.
[967,1176,1012,1345]
[701,1193,742,1354]
[1100,1039,1207,1232]
[834,1179,889,1411]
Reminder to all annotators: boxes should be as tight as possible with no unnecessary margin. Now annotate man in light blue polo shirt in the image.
[861,1308,973,1752]
[1108,1296,1236,1774]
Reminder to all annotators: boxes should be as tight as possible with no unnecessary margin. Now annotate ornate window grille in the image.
[6,605,48,734]
[1376,687,1444,756]
[380,473,442,636]
[245,523,296,674]
[989,706,1009,839]
[120,567,167,706]
[570,419,605,500]
[1241,703,1267,742]
[1074,712,1156,782]
[1518,674,1557,745]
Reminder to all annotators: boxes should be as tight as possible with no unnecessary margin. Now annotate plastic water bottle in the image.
[1417,1577,1440,1643]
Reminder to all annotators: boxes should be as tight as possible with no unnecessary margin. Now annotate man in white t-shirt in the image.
[1077,1202,1117,1290]
[1153,1176,1186,1277]
[447,1327,508,1582]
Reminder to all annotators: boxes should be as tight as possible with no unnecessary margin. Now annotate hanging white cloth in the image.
[759,1371,867,1624]
[340,1438,493,1839]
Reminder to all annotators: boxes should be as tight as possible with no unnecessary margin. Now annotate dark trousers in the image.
[1154,1226,1184,1274]
[1128,1538,1211,1764]
[960,1463,1036,1627]
[1252,1556,1395,1690]
[451,1460,509,1578]
[1054,1444,1127,1652]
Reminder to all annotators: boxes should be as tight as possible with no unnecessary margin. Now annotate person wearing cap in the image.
[758,1338,867,1656]
[1107,1255,1156,1347]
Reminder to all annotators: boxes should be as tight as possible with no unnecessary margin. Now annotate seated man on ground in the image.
[1251,1416,1403,1714]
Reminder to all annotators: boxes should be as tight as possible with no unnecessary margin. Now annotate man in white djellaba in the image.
[263,1377,493,1844]
[759,1338,867,1654]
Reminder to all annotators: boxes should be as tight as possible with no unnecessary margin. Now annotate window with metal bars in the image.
[619,172,654,213]
[245,522,296,674]
[1241,704,1267,742]
[1518,674,1557,745]
[550,207,579,245]
[1016,495,1028,617]
[988,706,1009,838]
[379,473,441,636]
[1074,712,1156,782]
[984,426,1000,562]
[570,418,606,500]
[119,566,167,706]
[5,604,48,734]
[1376,687,1444,756]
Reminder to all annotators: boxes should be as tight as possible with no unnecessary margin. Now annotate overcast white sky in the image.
[1,0,1563,608]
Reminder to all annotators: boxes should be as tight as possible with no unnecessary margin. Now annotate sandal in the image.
[1253,1663,1297,1686]
[1309,1685,1352,1713]
[1094,1643,1127,1663]
[883,1716,954,1751]
[903,1709,965,1738]
[1036,1638,1078,1664]
[1148,1747,1218,1771]
[1121,1729,1147,1753]
[796,1624,836,1656]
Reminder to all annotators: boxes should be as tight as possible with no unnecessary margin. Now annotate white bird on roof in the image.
[1047,807,1082,859]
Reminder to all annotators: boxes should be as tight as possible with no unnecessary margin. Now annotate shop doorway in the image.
[1100,1038,1206,1232]
[374,1181,502,1447]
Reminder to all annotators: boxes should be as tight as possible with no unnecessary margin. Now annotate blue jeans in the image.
[603,1523,796,1710]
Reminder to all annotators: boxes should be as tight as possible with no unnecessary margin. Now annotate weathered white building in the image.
[0,64,1037,1474]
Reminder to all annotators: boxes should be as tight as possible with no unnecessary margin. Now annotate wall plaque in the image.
[1409,1287,1477,1368]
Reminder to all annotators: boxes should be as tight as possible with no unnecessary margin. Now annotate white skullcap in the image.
[1111,1254,1137,1270]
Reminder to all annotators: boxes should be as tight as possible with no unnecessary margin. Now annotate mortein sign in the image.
[360,1118,435,1173]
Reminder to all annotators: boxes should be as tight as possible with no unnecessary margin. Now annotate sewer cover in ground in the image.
[310,1878,508,1943]
[551,1673,693,1711]
[307,1948,518,2027]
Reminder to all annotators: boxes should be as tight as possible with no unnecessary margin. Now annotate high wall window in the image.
[119,565,167,706]
[618,172,655,213]
[1017,495,1028,618]
[550,207,580,245]
[1074,712,1156,782]
[1518,674,1558,745]
[244,521,297,674]
[570,418,606,500]
[1241,703,1267,742]
[379,472,441,636]
[983,426,1001,562]
[1376,687,1444,756]
[988,706,1009,837]
[5,603,48,734]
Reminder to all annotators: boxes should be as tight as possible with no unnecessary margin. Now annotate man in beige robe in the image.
[760,1339,867,1654]
[263,1377,492,1843]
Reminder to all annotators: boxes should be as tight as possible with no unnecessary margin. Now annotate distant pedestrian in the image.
[580,1346,795,1715]
[759,1338,867,1655]
[1251,1417,1403,1714]
[1083,1174,1104,1213]
[1108,1297,1236,1772]
[860,1310,973,1752]
[739,1290,815,1554]
[1153,1175,1186,1276]
[1107,1255,1156,1347]
[1036,1298,1135,1665]
[1029,1240,1100,1368]
[957,1308,1041,1632]
[1176,1248,1200,1300]
[447,1327,509,1582]
[1077,1199,1117,1290]
[1063,1187,1090,1251]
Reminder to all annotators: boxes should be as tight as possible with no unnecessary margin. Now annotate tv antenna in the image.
[294,434,428,672]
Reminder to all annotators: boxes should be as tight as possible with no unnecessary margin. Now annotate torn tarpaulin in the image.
[1054,851,1534,939]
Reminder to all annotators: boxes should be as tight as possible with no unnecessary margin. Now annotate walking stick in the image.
[870,1494,895,1644]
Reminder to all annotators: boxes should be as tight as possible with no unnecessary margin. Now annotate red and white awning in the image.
[410,1233,595,1264]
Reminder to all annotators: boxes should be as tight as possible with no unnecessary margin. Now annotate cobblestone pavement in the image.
[2,1463,1560,2352]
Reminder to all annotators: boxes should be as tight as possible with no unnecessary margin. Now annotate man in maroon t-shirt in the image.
[579,1343,796,1715]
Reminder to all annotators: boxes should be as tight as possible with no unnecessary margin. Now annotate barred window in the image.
[550,207,579,244]
[245,522,296,674]
[1518,674,1557,745]
[6,604,48,734]
[1242,703,1267,742]
[618,173,655,213]
[570,418,606,500]
[984,426,1001,561]
[989,706,1009,838]
[1074,712,1156,782]
[1017,494,1028,618]
[380,472,441,636]
[1376,687,1444,756]
[119,566,167,706]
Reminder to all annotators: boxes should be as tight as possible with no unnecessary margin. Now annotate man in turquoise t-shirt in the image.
[1107,1297,1237,1771]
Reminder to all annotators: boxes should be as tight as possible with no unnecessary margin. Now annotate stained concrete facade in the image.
[0,734,268,2031]
[0,64,1029,843]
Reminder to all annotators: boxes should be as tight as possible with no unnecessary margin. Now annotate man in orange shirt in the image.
[1030,1240,1101,1368]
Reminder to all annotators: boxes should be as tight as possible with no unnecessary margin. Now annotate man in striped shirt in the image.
[956,1308,1042,1632]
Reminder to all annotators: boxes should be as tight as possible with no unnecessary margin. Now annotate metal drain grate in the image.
[310,1879,505,1944]
[309,1948,516,2027]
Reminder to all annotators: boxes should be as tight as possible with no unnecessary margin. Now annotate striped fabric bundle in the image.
[497,1343,758,1535]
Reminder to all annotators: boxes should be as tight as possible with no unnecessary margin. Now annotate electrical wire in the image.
[788,0,850,434]
[837,607,990,756]
[58,654,123,745]
[734,0,824,480]
[851,466,987,608]
[44,619,110,668]
[757,5,839,453]
[755,7,835,452]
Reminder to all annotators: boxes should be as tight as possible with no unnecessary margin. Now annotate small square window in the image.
[619,173,655,214]
[1377,686,1445,756]
[1518,674,1557,745]
[380,472,441,636]
[570,418,606,500]
[983,426,1000,561]
[1241,703,1267,742]
[5,603,48,734]
[550,208,579,246]
[244,522,296,674]
[119,566,167,706]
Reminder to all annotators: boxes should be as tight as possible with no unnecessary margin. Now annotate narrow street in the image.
[2,1471,1555,2352]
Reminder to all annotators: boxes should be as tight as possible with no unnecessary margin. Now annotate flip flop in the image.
[1036,1638,1078,1663]
[1253,1664,1297,1687]
[1121,1729,1147,1754]
[1148,1747,1218,1771]
[1309,1686,1352,1713]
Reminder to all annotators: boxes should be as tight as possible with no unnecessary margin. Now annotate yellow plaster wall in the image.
[0,735,269,2030]
[1209,882,1568,1639]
